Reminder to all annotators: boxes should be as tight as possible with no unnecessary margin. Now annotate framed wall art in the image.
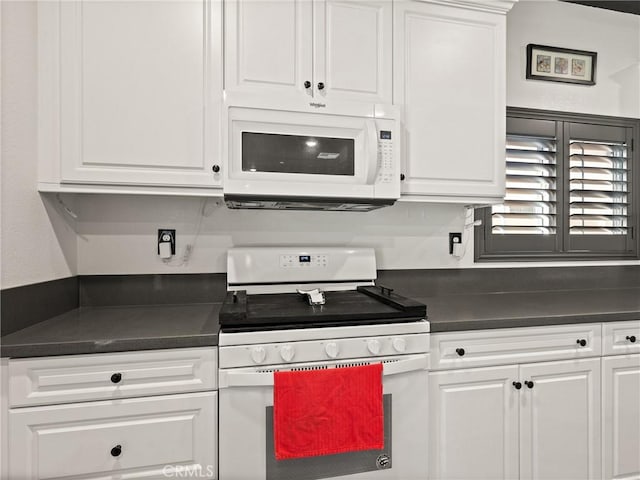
[526,44,597,85]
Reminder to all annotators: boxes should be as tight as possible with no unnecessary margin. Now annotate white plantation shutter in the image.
[565,121,635,255]
[477,109,637,261]
[492,134,557,235]
[569,140,629,235]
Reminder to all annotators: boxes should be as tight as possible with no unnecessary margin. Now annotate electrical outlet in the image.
[449,232,462,254]
[158,229,176,255]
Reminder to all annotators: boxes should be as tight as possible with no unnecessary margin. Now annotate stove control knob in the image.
[251,346,267,364]
[325,342,339,359]
[392,337,407,353]
[367,339,381,355]
[280,344,295,362]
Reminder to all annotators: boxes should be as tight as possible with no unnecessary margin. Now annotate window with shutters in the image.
[475,108,639,261]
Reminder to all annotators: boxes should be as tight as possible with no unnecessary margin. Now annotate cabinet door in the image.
[313,0,392,103]
[54,0,222,187]
[224,0,313,99]
[519,358,601,480]
[394,1,506,201]
[429,365,519,480]
[9,392,217,479]
[602,354,640,480]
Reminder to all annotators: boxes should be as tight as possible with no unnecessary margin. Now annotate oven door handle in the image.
[218,354,429,388]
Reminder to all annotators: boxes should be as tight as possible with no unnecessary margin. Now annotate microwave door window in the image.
[242,132,355,176]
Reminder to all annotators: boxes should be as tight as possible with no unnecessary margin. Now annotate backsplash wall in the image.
[75,195,470,274]
[75,194,639,275]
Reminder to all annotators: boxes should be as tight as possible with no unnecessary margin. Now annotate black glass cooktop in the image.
[219,285,427,332]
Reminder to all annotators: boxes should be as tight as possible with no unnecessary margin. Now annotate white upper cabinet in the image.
[394,0,515,203]
[224,0,313,99]
[224,0,392,104]
[38,0,223,190]
[314,0,392,103]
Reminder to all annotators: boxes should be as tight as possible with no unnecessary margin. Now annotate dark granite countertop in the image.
[421,287,640,333]
[1,285,639,358]
[1,303,221,358]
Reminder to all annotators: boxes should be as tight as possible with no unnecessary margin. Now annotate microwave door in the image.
[241,132,356,177]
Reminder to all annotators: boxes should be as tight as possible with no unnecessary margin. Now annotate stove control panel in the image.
[220,333,430,369]
[279,254,328,268]
[227,247,376,290]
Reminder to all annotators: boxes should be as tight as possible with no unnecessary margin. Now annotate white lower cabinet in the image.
[430,324,606,480]
[519,359,601,480]
[4,347,218,479]
[430,359,600,480]
[429,365,519,480]
[9,392,217,480]
[602,354,640,480]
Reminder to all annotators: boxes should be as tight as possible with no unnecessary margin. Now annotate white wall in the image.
[507,0,640,117]
[0,1,77,289]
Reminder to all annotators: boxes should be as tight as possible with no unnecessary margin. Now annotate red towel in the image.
[273,363,384,460]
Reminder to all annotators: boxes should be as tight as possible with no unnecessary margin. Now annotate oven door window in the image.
[242,132,355,176]
[265,394,392,480]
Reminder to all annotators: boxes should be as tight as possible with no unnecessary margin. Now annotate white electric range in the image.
[218,247,430,480]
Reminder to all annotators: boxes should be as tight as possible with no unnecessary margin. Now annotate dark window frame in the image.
[475,107,640,262]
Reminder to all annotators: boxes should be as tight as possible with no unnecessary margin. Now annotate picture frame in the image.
[526,44,597,85]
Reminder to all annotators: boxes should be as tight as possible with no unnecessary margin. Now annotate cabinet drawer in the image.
[9,347,217,407]
[431,323,602,370]
[9,391,217,479]
[603,321,640,356]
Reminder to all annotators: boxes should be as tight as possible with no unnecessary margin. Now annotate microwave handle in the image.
[364,119,379,184]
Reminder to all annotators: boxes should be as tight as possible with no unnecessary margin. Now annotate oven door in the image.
[224,106,389,199]
[218,354,429,480]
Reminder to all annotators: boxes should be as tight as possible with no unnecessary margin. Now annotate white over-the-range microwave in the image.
[222,94,400,211]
